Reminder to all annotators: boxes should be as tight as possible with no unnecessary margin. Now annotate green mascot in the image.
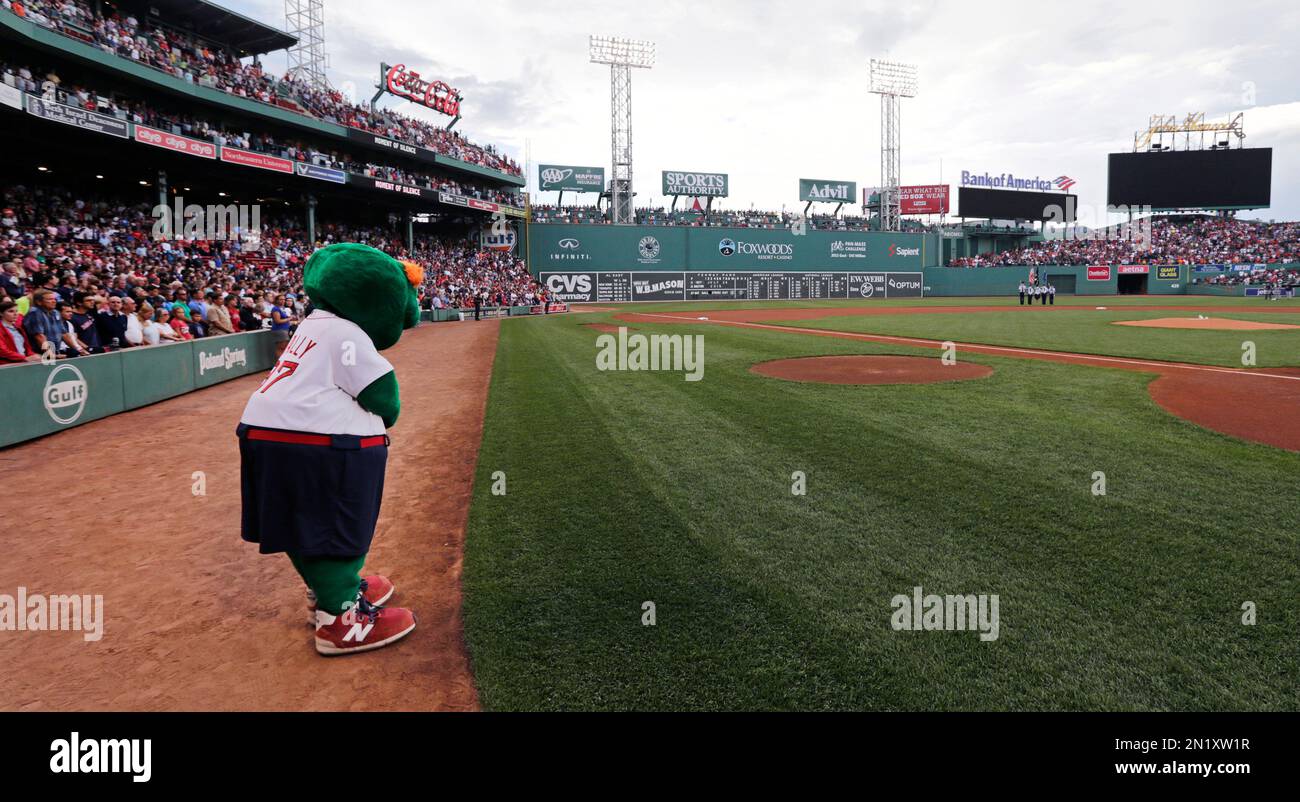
[238,243,423,655]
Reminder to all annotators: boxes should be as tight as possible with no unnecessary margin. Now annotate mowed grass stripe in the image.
[462,311,1300,710]
[779,308,1300,367]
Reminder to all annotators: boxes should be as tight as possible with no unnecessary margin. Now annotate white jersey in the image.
[241,310,394,436]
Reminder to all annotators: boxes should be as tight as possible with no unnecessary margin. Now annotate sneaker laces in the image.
[353,592,383,622]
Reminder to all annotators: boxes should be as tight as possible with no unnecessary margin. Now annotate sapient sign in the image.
[800,178,857,203]
[662,171,729,197]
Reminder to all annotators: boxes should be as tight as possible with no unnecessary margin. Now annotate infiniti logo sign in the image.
[558,238,580,249]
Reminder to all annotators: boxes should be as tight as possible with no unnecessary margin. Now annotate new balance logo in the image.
[343,622,375,642]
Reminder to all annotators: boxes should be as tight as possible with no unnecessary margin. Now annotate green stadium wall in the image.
[1,332,279,448]
[526,224,939,272]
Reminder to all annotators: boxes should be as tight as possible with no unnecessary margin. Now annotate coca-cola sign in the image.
[384,64,460,117]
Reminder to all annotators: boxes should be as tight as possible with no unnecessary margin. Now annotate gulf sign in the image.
[1087,266,1112,281]
[899,185,949,215]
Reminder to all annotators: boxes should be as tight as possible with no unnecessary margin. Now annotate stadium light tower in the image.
[285,0,331,91]
[870,59,918,233]
[590,35,656,225]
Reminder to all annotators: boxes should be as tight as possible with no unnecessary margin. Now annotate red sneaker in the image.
[306,575,395,626]
[314,595,416,656]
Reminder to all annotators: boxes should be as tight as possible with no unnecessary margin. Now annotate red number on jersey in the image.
[259,360,300,393]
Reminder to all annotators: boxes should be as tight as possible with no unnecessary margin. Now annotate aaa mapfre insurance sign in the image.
[898,185,949,215]
[1087,266,1112,281]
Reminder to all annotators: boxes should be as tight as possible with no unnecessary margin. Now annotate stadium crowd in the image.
[528,205,930,232]
[1,61,524,207]
[0,184,542,363]
[950,217,1300,267]
[1,0,522,176]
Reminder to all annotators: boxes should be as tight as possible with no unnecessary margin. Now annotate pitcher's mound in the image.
[750,355,993,385]
[1114,317,1300,331]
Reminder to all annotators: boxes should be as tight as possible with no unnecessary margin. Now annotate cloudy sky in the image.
[229,0,1299,220]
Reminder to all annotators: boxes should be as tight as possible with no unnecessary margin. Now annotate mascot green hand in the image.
[236,242,424,656]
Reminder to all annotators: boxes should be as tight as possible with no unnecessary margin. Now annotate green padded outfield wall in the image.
[527,224,935,272]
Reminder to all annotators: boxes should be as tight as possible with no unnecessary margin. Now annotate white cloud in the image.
[228,0,1299,218]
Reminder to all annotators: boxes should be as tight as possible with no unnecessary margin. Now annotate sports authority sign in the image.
[539,164,605,192]
[1087,266,1112,281]
[662,171,729,197]
[800,178,857,204]
[382,63,460,118]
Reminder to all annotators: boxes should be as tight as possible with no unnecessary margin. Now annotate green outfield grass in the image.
[461,303,1300,711]
[766,306,1300,368]
[600,294,1300,312]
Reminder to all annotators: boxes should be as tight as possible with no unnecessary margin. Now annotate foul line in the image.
[629,312,1300,383]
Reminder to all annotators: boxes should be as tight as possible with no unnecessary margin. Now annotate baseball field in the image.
[463,296,1300,711]
[4,296,1298,712]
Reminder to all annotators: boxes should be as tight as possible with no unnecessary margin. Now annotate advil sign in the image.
[800,179,857,203]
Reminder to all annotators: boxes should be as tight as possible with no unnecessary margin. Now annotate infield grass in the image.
[462,302,1300,711]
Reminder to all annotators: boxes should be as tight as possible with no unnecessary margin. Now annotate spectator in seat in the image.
[57,302,91,357]
[22,288,66,358]
[208,293,235,336]
[1,300,42,364]
[95,292,129,349]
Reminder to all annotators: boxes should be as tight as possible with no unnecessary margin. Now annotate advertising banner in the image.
[1,83,23,110]
[1087,266,1112,281]
[134,125,217,159]
[293,162,347,184]
[1117,264,1149,275]
[1156,265,1181,281]
[364,176,425,197]
[437,191,525,217]
[539,164,605,192]
[662,171,729,197]
[799,178,857,204]
[531,226,689,271]
[25,95,129,138]
[538,271,924,303]
[220,146,293,173]
[899,184,950,215]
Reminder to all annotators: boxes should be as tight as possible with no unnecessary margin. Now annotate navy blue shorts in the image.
[237,424,389,557]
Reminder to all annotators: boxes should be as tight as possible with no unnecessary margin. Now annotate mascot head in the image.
[302,243,422,350]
